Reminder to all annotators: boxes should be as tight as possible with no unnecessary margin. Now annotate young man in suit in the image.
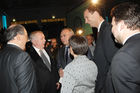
[84,5,120,93]
[0,24,37,93]
[105,2,140,93]
[27,31,58,93]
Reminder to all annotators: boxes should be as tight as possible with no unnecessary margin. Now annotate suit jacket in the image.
[105,33,140,93]
[26,46,58,93]
[94,21,120,93]
[57,45,94,70]
[0,44,36,93]
[61,55,98,93]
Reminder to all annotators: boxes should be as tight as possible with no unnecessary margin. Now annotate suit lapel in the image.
[62,46,66,63]
[30,46,51,71]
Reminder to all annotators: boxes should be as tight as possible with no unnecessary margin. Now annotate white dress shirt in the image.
[33,46,51,64]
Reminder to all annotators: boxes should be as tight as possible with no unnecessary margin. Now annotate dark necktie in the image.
[65,46,69,63]
[39,50,51,71]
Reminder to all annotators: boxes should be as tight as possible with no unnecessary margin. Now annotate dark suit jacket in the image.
[105,33,140,93]
[0,44,36,93]
[94,21,120,93]
[26,46,58,93]
[57,45,94,70]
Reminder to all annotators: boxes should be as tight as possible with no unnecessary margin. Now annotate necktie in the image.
[39,50,51,71]
[65,46,69,63]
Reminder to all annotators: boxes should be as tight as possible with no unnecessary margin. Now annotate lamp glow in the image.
[13,19,16,22]
[91,0,98,4]
[76,29,84,35]
[52,16,55,19]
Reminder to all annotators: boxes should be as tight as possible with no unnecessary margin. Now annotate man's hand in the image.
[59,68,64,77]
[56,82,61,90]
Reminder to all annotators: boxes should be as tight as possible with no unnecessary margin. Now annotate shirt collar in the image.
[33,45,43,56]
[98,20,104,32]
[7,42,20,48]
[123,32,140,45]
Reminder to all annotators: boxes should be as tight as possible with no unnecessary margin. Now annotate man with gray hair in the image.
[0,24,37,93]
[27,31,58,93]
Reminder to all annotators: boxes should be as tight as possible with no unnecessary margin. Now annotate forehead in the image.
[111,17,116,24]
[61,29,70,35]
[84,9,89,15]
[35,32,44,38]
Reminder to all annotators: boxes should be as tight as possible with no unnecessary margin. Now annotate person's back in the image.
[0,24,36,93]
[0,45,36,93]
[63,55,97,93]
[61,35,98,93]
[0,25,36,93]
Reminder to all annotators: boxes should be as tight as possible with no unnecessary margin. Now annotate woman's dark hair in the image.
[69,35,88,55]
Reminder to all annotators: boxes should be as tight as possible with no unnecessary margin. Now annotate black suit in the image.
[94,21,120,93]
[0,44,36,93]
[27,46,58,93]
[57,45,94,70]
[105,33,140,93]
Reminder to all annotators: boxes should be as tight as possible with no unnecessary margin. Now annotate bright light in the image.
[52,16,55,19]
[76,29,84,35]
[91,0,98,4]
[12,18,16,22]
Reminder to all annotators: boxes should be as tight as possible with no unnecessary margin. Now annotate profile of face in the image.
[84,9,96,27]
[60,29,73,46]
[111,17,122,44]
[33,32,46,49]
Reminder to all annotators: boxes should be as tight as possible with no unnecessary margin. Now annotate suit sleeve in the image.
[87,48,94,61]
[103,25,119,64]
[14,52,37,93]
[111,52,140,93]
[56,49,63,70]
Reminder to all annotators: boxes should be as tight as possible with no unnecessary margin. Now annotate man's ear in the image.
[12,34,19,41]
[16,34,21,41]
[119,20,126,31]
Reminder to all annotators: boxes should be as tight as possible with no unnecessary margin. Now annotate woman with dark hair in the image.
[60,35,98,93]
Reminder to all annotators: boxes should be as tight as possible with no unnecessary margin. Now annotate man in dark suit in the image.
[105,2,140,93]
[57,28,74,78]
[27,31,58,93]
[84,5,120,93]
[57,28,94,78]
[0,24,36,93]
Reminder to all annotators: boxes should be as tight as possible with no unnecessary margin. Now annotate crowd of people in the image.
[0,2,140,93]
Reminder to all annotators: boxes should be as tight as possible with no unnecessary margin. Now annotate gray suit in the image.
[105,33,140,93]
[61,55,98,93]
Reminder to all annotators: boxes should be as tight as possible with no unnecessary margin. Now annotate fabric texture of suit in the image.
[61,55,98,93]
[94,21,120,93]
[105,33,140,93]
[57,45,94,70]
[0,44,36,93]
[26,46,58,93]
